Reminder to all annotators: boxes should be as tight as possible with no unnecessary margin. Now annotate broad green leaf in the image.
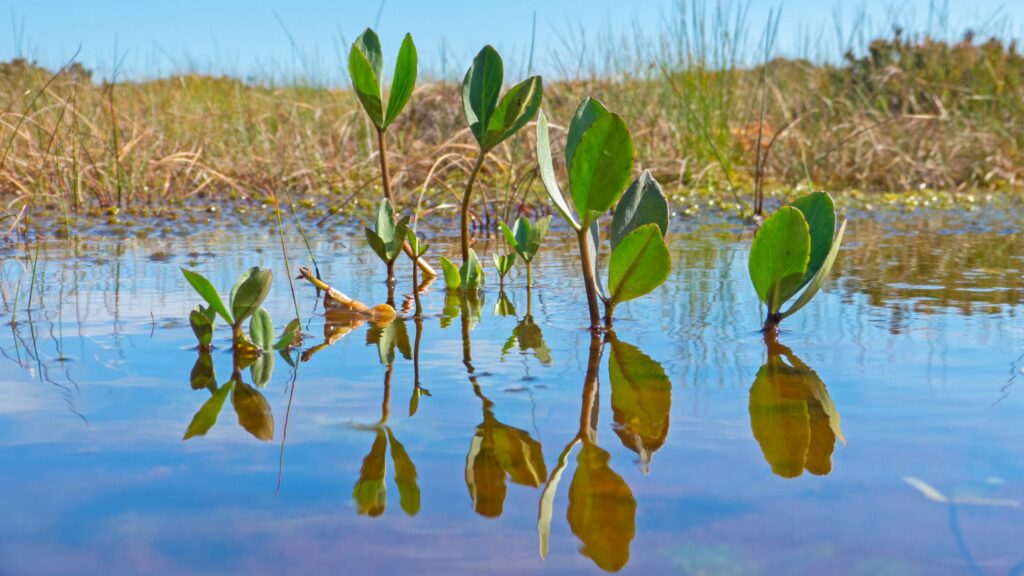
[183,381,233,440]
[365,227,388,262]
[493,253,515,277]
[482,75,543,150]
[375,199,397,244]
[610,169,669,250]
[461,248,485,290]
[232,381,274,441]
[405,228,429,257]
[230,267,273,326]
[249,307,274,350]
[390,216,411,261]
[499,221,520,254]
[189,353,216,391]
[749,344,843,478]
[781,219,847,319]
[274,318,301,350]
[353,429,388,517]
[535,109,580,230]
[567,442,636,572]
[348,30,384,128]
[250,352,274,389]
[525,216,550,260]
[189,305,214,347]
[789,191,836,285]
[748,207,810,314]
[440,256,462,290]
[565,98,610,175]
[181,268,233,325]
[569,113,634,226]
[383,33,417,129]
[608,335,671,467]
[607,224,671,305]
[462,45,504,147]
[386,429,420,516]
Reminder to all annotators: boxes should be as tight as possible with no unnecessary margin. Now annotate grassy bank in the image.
[2,22,1023,233]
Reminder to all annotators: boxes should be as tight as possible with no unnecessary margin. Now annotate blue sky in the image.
[2,0,1022,82]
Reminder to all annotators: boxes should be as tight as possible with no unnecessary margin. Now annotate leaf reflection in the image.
[607,334,671,471]
[749,339,845,478]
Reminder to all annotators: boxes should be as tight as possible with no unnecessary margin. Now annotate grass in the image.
[1,3,1024,234]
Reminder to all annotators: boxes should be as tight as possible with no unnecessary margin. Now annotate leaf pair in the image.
[748,191,847,321]
[182,266,273,329]
[365,199,411,265]
[189,305,217,348]
[499,215,550,263]
[440,249,485,292]
[492,253,516,280]
[348,29,417,131]
[462,46,543,153]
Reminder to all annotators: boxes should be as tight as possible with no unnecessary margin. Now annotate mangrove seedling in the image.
[536,99,671,330]
[365,198,411,305]
[405,228,429,317]
[440,249,485,294]
[748,191,846,334]
[492,252,515,290]
[499,215,550,289]
[189,304,217,352]
[459,45,543,265]
[182,266,274,345]
[348,27,435,278]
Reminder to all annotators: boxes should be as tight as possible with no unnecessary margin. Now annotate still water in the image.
[0,211,1021,575]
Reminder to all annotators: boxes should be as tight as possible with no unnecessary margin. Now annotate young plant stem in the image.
[576,228,602,331]
[762,311,782,336]
[376,128,394,204]
[460,153,487,263]
[603,303,616,332]
[525,285,533,318]
[526,261,533,289]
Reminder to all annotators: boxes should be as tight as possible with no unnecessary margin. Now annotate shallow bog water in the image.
[0,212,1022,575]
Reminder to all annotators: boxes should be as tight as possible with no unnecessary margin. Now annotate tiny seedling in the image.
[440,249,485,293]
[189,304,217,352]
[365,198,411,303]
[405,228,430,317]
[499,215,550,289]
[492,252,516,290]
[458,45,543,266]
[537,99,671,330]
[748,191,846,334]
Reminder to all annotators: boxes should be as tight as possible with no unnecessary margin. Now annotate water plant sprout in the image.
[459,45,543,265]
[748,191,846,335]
[405,228,429,317]
[364,198,410,307]
[492,252,515,290]
[537,99,671,330]
[348,27,435,277]
[499,215,550,290]
[182,266,274,346]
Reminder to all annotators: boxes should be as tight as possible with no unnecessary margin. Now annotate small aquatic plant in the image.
[365,199,411,303]
[440,249,485,293]
[182,266,274,345]
[459,45,543,265]
[492,252,515,290]
[748,191,846,334]
[404,228,429,317]
[537,99,671,330]
[499,215,550,289]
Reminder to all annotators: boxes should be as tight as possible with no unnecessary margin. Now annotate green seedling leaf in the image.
[190,353,216,391]
[383,33,417,129]
[353,429,388,517]
[607,224,671,305]
[611,170,669,250]
[493,253,516,278]
[348,29,384,128]
[386,428,420,516]
[789,191,836,286]
[232,381,274,441]
[501,216,550,261]
[462,45,504,147]
[405,228,429,257]
[461,249,485,290]
[565,97,610,174]
[181,268,233,325]
[608,335,671,466]
[183,381,233,440]
[781,218,847,319]
[569,112,634,227]
[749,207,811,314]
[482,75,543,150]
[189,305,215,347]
[230,267,273,326]
[440,256,462,290]
[536,110,580,231]
[249,307,274,350]
[274,318,301,350]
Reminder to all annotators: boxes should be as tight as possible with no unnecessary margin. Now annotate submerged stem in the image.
[460,152,487,264]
